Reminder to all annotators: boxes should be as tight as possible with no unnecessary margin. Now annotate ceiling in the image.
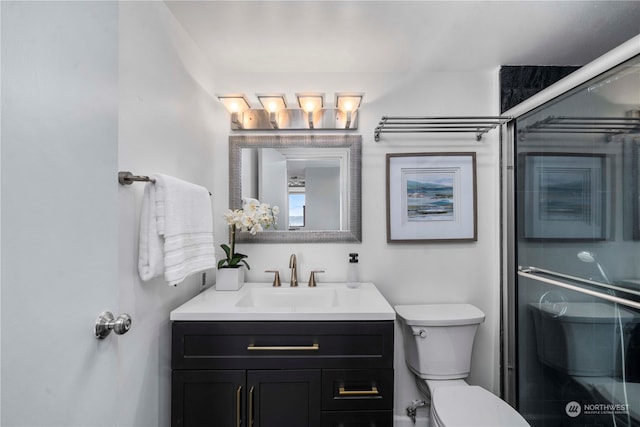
[165,1,640,75]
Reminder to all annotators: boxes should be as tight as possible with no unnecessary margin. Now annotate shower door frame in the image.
[500,34,640,408]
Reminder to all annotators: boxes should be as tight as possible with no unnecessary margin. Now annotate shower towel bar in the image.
[518,266,640,311]
[118,171,211,195]
[374,116,512,142]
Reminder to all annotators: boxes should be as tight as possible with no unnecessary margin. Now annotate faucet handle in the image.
[265,270,281,287]
[308,270,325,287]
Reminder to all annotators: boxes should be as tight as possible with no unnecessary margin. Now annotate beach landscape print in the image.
[387,152,477,242]
[524,153,606,240]
[404,170,455,221]
[538,168,591,222]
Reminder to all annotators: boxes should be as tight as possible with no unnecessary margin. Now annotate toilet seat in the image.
[431,385,529,426]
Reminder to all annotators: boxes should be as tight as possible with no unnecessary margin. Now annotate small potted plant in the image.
[216,198,278,290]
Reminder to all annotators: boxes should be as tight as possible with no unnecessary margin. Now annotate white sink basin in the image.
[235,287,337,308]
[170,282,396,321]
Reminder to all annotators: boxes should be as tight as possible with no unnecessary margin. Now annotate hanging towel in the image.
[138,182,164,281]
[138,174,215,286]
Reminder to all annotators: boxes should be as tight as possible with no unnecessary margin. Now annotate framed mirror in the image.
[229,134,362,243]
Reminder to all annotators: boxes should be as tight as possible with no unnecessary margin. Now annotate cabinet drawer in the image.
[321,410,393,427]
[172,321,393,370]
[321,369,393,411]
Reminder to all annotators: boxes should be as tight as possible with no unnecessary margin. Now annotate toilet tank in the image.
[529,302,639,376]
[395,304,485,380]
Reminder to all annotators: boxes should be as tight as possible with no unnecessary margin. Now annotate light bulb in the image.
[305,101,315,112]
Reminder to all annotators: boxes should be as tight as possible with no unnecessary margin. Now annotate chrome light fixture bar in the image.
[218,93,363,131]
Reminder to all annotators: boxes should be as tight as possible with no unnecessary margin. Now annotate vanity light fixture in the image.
[217,92,362,131]
[218,94,250,129]
[335,93,363,129]
[296,93,325,129]
[257,94,287,129]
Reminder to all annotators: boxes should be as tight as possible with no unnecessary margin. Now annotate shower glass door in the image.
[513,54,640,427]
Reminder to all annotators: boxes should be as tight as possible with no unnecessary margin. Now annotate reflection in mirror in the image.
[229,135,361,243]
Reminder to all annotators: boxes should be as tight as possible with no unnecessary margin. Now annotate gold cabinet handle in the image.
[249,386,255,427]
[338,386,379,396]
[235,386,242,427]
[247,343,319,351]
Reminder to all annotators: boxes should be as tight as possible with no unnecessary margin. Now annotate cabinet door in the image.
[172,370,245,427]
[248,370,321,427]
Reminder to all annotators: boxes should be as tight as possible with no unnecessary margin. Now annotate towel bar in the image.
[118,171,211,195]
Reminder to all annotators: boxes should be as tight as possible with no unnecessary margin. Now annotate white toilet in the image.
[395,304,529,427]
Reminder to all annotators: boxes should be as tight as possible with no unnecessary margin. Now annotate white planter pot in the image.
[216,267,245,291]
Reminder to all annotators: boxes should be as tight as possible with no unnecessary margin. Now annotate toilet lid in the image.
[432,386,529,426]
[395,304,485,326]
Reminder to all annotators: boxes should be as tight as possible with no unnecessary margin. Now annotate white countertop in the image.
[170,282,396,321]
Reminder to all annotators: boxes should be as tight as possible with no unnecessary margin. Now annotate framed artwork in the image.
[523,153,606,240]
[386,152,477,243]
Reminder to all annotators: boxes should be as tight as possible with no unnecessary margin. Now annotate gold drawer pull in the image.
[247,343,319,351]
[338,386,379,396]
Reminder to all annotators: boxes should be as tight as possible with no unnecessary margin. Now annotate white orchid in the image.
[218,199,279,269]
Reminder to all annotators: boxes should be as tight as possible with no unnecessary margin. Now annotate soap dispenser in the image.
[346,253,360,289]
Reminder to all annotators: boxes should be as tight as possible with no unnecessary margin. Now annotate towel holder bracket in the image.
[118,171,155,185]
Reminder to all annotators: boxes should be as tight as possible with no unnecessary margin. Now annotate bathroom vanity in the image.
[170,283,395,427]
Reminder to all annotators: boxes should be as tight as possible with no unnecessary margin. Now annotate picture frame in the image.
[386,152,477,243]
[623,141,640,240]
[523,153,606,240]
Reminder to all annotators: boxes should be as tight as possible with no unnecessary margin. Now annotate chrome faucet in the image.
[289,254,298,287]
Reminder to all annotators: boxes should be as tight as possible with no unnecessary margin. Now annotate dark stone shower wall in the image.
[500,66,581,113]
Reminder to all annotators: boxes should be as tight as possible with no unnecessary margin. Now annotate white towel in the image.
[138,174,215,286]
[138,182,164,281]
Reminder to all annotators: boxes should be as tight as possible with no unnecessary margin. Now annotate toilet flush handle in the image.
[413,328,427,338]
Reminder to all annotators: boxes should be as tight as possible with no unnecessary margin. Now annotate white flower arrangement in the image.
[223,198,279,235]
[218,198,279,269]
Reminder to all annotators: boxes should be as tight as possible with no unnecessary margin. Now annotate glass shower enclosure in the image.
[505,41,640,427]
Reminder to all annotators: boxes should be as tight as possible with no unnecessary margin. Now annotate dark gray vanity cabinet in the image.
[172,369,320,427]
[171,321,394,427]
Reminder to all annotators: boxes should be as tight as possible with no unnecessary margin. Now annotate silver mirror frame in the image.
[229,134,362,243]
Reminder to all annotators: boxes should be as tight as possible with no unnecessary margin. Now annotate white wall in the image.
[211,70,502,420]
[117,2,217,425]
[1,2,218,426]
